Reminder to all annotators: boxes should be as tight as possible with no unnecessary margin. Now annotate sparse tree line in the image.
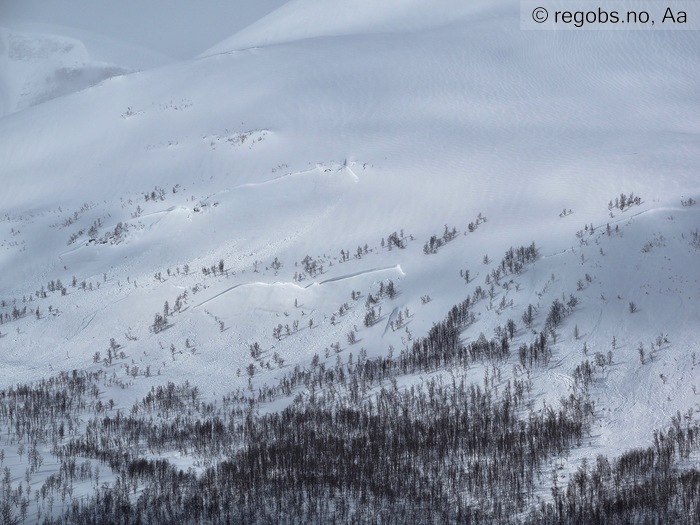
[63,183,181,246]
[294,254,324,281]
[608,192,642,213]
[495,242,538,276]
[1,275,98,325]
[422,214,486,255]
[383,230,406,250]
[423,224,458,255]
[200,259,226,277]
[50,202,95,233]
[68,219,131,247]
[690,229,700,250]
[363,279,397,327]
[150,290,191,335]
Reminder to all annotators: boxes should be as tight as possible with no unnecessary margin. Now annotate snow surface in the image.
[0,23,172,117]
[0,0,699,520]
[203,0,501,53]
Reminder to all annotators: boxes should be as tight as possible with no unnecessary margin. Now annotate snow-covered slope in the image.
[0,0,699,522]
[203,0,500,52]
[0,24,171,117]
[1,0,699,441]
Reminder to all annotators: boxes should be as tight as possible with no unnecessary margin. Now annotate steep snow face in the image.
[0,25,171,117]
[204,0,501,52]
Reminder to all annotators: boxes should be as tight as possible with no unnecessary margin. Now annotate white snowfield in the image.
[0,0,699,520]
[0,23,172,118]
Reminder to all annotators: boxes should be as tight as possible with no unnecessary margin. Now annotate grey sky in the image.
[1,0,288,59]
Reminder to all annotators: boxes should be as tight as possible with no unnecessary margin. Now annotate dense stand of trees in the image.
[1,366,697,525]
[53,374,593,524]
[26,365,700,525]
